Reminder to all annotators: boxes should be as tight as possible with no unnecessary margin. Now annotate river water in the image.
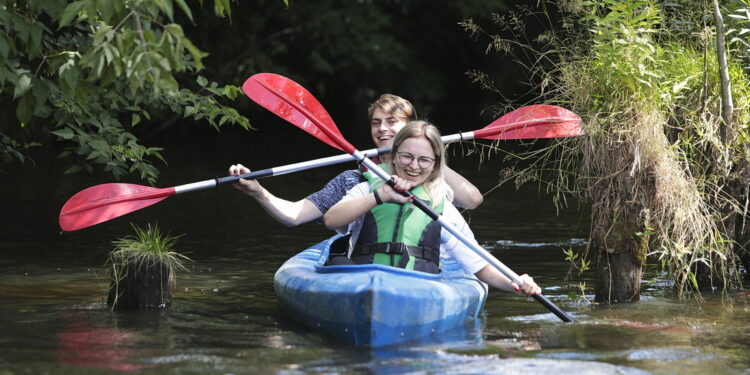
[1,132,749,374]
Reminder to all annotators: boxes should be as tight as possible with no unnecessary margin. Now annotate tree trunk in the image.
[594,221,644,303]
[712,0,733,142]
[107,261,174,311]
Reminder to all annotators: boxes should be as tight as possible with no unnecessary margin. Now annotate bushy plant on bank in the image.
[463,0,750,302]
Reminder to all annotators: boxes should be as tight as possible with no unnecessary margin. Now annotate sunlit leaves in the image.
[726,1,750,72]
[1,0,250,184]
[59,1,86,28]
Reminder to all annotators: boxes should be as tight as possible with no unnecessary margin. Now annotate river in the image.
[1,130,749,374]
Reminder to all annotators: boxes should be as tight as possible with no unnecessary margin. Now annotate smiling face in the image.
[370,107,407,149]
[393,135,436,186]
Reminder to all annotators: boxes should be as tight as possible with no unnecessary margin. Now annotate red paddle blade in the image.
[473,105,583,140]
[243,73,354,153]
[59,183,176,231]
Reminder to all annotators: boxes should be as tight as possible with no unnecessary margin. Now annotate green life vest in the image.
[350,168,444,273]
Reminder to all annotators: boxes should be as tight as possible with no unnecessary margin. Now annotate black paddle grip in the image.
[215,168,275,185]
[533,294,576,322]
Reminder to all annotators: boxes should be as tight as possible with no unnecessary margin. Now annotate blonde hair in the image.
[389,121,453,207]
[368,94,417,122]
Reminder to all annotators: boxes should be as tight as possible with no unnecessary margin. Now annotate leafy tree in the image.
[186,0,511,137]
[0,0,251,183]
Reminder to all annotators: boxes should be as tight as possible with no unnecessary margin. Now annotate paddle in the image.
[244,72,578,323]
[58,102,581,233]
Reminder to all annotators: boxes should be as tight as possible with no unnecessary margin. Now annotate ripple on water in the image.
[624,347,719,362]
[494,238,589,249]
[429,355,652,375]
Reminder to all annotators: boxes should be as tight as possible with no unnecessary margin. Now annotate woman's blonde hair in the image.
[388,121,453,207]
[368,94,417,122]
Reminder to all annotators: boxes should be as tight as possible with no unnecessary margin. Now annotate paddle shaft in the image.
[356,154,576,323]
[172,132,476,195]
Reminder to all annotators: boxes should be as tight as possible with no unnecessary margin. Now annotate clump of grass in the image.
[106,223,191,311]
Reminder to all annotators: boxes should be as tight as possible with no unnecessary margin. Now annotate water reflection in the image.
[2,152,750,374]
[58,315,146,372]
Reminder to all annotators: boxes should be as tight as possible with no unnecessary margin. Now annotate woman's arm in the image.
[323,176,412,229]
[229,164,322,227]
[443,166,483,209]
[474,266,541,295]
[323,190,379,229]
[440,203,540,295]
[247,188,323,227]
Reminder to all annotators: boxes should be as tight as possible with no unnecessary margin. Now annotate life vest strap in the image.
[355,242,438,263]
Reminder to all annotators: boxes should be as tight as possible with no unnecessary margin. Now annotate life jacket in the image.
[349,167,444,273]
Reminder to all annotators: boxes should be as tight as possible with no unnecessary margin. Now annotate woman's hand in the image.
[228,164,263,197]
[376,175,413,204]
[511,274,542,296]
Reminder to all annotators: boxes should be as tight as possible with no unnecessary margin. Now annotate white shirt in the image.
[335,181,488,274]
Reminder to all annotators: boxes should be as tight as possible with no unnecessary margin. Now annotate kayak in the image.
[273,235,488,347]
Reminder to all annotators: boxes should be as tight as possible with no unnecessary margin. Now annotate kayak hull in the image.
[273,235,488,347]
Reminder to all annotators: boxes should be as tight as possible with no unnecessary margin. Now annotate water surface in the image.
[2,141,748,374]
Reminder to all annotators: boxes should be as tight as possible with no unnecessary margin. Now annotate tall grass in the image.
[464,0,750,298]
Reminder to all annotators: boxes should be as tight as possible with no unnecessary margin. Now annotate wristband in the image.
[373,190,383,205]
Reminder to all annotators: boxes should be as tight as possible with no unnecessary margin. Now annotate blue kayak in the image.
[273,235,488,347]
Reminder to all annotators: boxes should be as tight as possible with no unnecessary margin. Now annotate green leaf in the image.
[53,127,75,140]
[89,139,110,153]
[26,24,43,58]
[59,1,85,28]
[16,93,33,123]
[184,105,196,117]
[155,0,175,21]
[63,164,83,175]
[31,81,51,117]
[182,38,207,70]
[196,76,208,87]
[13,74,32,99]
[0,33,9,59]
[97,0,115,23]
[174,0,194,22]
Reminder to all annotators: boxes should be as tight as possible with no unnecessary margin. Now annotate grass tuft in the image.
[106,223,191,310]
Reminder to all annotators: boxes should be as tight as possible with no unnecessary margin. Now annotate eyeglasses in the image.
[396,152,435,169]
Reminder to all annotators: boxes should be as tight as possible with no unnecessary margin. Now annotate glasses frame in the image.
[396,151,436,169]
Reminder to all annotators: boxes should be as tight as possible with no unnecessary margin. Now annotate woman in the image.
[323,121,540,295]
[228,94,483,227]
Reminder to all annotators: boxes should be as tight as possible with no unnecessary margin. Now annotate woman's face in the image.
[393,136,436,186]
[370,107,407,149]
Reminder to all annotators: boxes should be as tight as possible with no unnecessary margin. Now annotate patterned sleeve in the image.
[306,169,365,214]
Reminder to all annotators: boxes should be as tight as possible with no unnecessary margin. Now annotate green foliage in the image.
[0,0,251,184]
[108,222,190,266]
[580,1,663,102]
[727,0,750,72]
[563,247,591,302]
[466,0,750,298]
[0,130,39,168]
[564,0,750,297]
